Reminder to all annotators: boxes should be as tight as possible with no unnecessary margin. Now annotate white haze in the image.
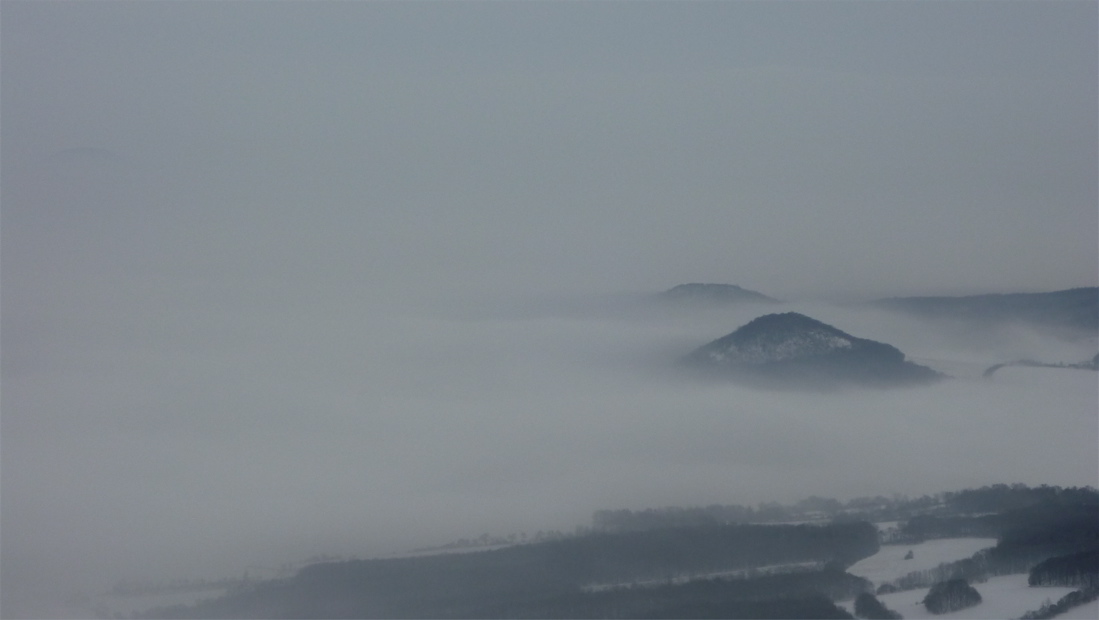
[2,1,1097,617]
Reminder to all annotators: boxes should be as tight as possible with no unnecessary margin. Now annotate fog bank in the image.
[3,2,1096,617]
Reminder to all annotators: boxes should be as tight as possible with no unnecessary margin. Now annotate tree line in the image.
[592,484,1097,536]
[141,521,878,619]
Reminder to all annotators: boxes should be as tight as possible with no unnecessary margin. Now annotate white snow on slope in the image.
[873,574,1078,620]
[709,331,854,364]
[846,538,998,586]
[842,536,1090,619]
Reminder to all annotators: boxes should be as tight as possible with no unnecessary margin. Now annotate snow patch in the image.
[714,331,854,364]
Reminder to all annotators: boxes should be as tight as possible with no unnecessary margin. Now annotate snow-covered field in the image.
[846,538,998,585]
[841,537,1087,619]
[873,574,1078,620]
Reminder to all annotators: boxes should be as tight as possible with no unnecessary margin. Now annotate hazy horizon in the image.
[2,1,1097,617]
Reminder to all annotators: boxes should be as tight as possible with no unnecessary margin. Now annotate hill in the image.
[682,312,943,388]
[658,283,779,305]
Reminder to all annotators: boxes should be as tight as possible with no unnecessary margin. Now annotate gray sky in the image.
[2,1,1097,617]
[3,0,1096,301]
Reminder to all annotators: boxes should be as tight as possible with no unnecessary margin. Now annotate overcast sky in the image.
[2,1,1097,617]
[3,0,1096,302]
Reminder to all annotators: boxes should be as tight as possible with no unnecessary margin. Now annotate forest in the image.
[138,484,1098,619]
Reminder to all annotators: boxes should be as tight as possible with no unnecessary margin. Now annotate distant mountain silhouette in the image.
[659,283,779,304]
[683,313,943,388]
[983,352,1099,378]
[868,288,1098,333]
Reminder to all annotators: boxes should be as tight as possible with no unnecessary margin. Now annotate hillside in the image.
[141,522,878,619]
[682,312,943,388]
[869,288,1099,333]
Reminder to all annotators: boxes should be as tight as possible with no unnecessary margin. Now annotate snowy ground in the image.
[841,537,1086,619]
[872,574,1078,620]
[846,538,998,586]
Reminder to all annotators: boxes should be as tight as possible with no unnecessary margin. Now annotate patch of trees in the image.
[876,555,987,595]
[940,484,1093,515]
[853,592,902,619]
[991,503,1099,572]
[922,579,981,614]
[1019,586,1099,620]
[893,514,999,542]
[893,486,1098,545]
[1028,549,1099,588]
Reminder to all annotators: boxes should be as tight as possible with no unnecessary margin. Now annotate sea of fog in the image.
[3,295,1097,617]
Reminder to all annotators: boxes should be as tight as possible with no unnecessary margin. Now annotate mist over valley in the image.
[5,279,1096,617]
[2,2,1096,617]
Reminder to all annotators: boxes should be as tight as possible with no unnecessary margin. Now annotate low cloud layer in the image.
[4,293,1096,615]
[2,2,1097,617]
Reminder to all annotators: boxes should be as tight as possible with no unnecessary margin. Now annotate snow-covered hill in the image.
[683,312,943,387]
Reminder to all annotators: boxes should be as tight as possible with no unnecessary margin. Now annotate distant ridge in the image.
[983,353,1099,378]
[683,312,943,388]
[659,283,778,304]
[868,288,1098,333]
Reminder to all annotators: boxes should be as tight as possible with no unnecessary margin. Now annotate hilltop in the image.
[683,312,943,388]
[658,283,779,305]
